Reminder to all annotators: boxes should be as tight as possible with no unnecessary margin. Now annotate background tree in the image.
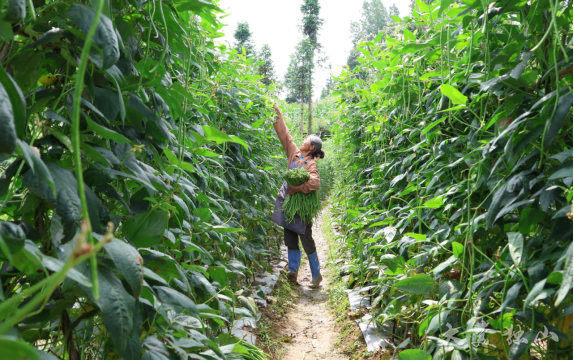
[257,44,277,89]
[299,0,324,135]
[321,76,335,99]
[283,39,315,134]
[347,0,388,72]
[389,3,400,17]
[349,0,388,45]
[233,21,255,55]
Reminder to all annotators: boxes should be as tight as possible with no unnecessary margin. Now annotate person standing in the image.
[272,103,325,288]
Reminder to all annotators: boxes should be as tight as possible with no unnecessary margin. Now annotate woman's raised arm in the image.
[272,103,298,161]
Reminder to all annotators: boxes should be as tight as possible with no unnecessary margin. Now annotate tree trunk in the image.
[300,78,305,136]
[307,81,313,135]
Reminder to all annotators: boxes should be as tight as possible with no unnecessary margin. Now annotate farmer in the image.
[272,103,325,288]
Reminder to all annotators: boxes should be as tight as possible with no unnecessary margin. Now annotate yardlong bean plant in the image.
[329,0,573,359]
[0,0,284,358]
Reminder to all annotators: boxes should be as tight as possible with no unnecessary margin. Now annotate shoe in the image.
[310,274,322,288]
[308,251,322,288]
[287,249,302,283]
[287,271,298,283]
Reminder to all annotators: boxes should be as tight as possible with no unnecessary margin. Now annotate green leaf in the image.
[0,335,41,360]
[518,208,546,234]
[422,117,446,135]
[398,349,430,360]
[543,93,573,148]
[202,125,249,150]
[104,237,144,299]
[229,135,249,151]
[191,148,220,157]
[507,232,524,268]
[439,84,467,105]
[422,196,444,209]
[548,161,573,180]
[452,242,464,258]
[93,87,122,123]
[546,271,563,285]
[67,4,119,69]
[12,240,44,275]
[15,140,55,193]
[207,266,228,287]
[81,143,112,166]
[404,28,416,41]
[438,279,462,304]
[83,267,135,356]
[155,286,200,318]
[0,19,15,41]
[211,225,246,233]
[0,82,17,154]
[394,274,436,295]
[122,209,169,247]
[500,282,522,313]
[555,242,572,306]
[142,336,170,360]
[41,254,92,287]
[22,163,81,242]
[404,233,426,241]
[524,279,547,308]
[438,0,451,17]
[10,50,44,91]
[85,117,130,144]
[426,310,450,335]
[251,119,265,128]
[36,349,60,360]
[433,255,457,276]
[127,94,170,140]
[0,66,25,140]
[163,147,180,166]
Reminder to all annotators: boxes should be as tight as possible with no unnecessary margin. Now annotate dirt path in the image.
[278,208,347,360]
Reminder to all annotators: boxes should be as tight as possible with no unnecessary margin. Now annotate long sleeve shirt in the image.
[273,112,320,194]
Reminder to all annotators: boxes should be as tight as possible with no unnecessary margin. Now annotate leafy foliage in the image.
[0,0,285,358]
[329,0,573,358]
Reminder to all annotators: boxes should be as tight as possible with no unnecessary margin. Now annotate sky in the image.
[216,0,411,101]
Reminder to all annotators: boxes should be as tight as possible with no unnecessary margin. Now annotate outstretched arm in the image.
[272,103,298,161]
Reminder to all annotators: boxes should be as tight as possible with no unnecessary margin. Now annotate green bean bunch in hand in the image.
[282,168,321,223]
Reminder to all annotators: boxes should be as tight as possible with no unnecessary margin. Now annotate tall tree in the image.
[257,44,276,89]
[389,3,400,17]
[299,0,324,135]
[233,21,255,55]
[321,76,335,99]
[349,0,388,45]
[347,0,388,72]
[284,40,313,106]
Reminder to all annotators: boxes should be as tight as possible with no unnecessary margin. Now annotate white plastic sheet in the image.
[355,314,392,352]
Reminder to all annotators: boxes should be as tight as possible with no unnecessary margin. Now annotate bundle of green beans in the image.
[282,168,321,223]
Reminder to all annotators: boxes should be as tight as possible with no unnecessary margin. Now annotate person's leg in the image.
[284,228,302,282]
[299,223,322,288]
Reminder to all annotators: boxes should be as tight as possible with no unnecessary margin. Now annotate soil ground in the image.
[257,207,388,360]
[277,208,347,360]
